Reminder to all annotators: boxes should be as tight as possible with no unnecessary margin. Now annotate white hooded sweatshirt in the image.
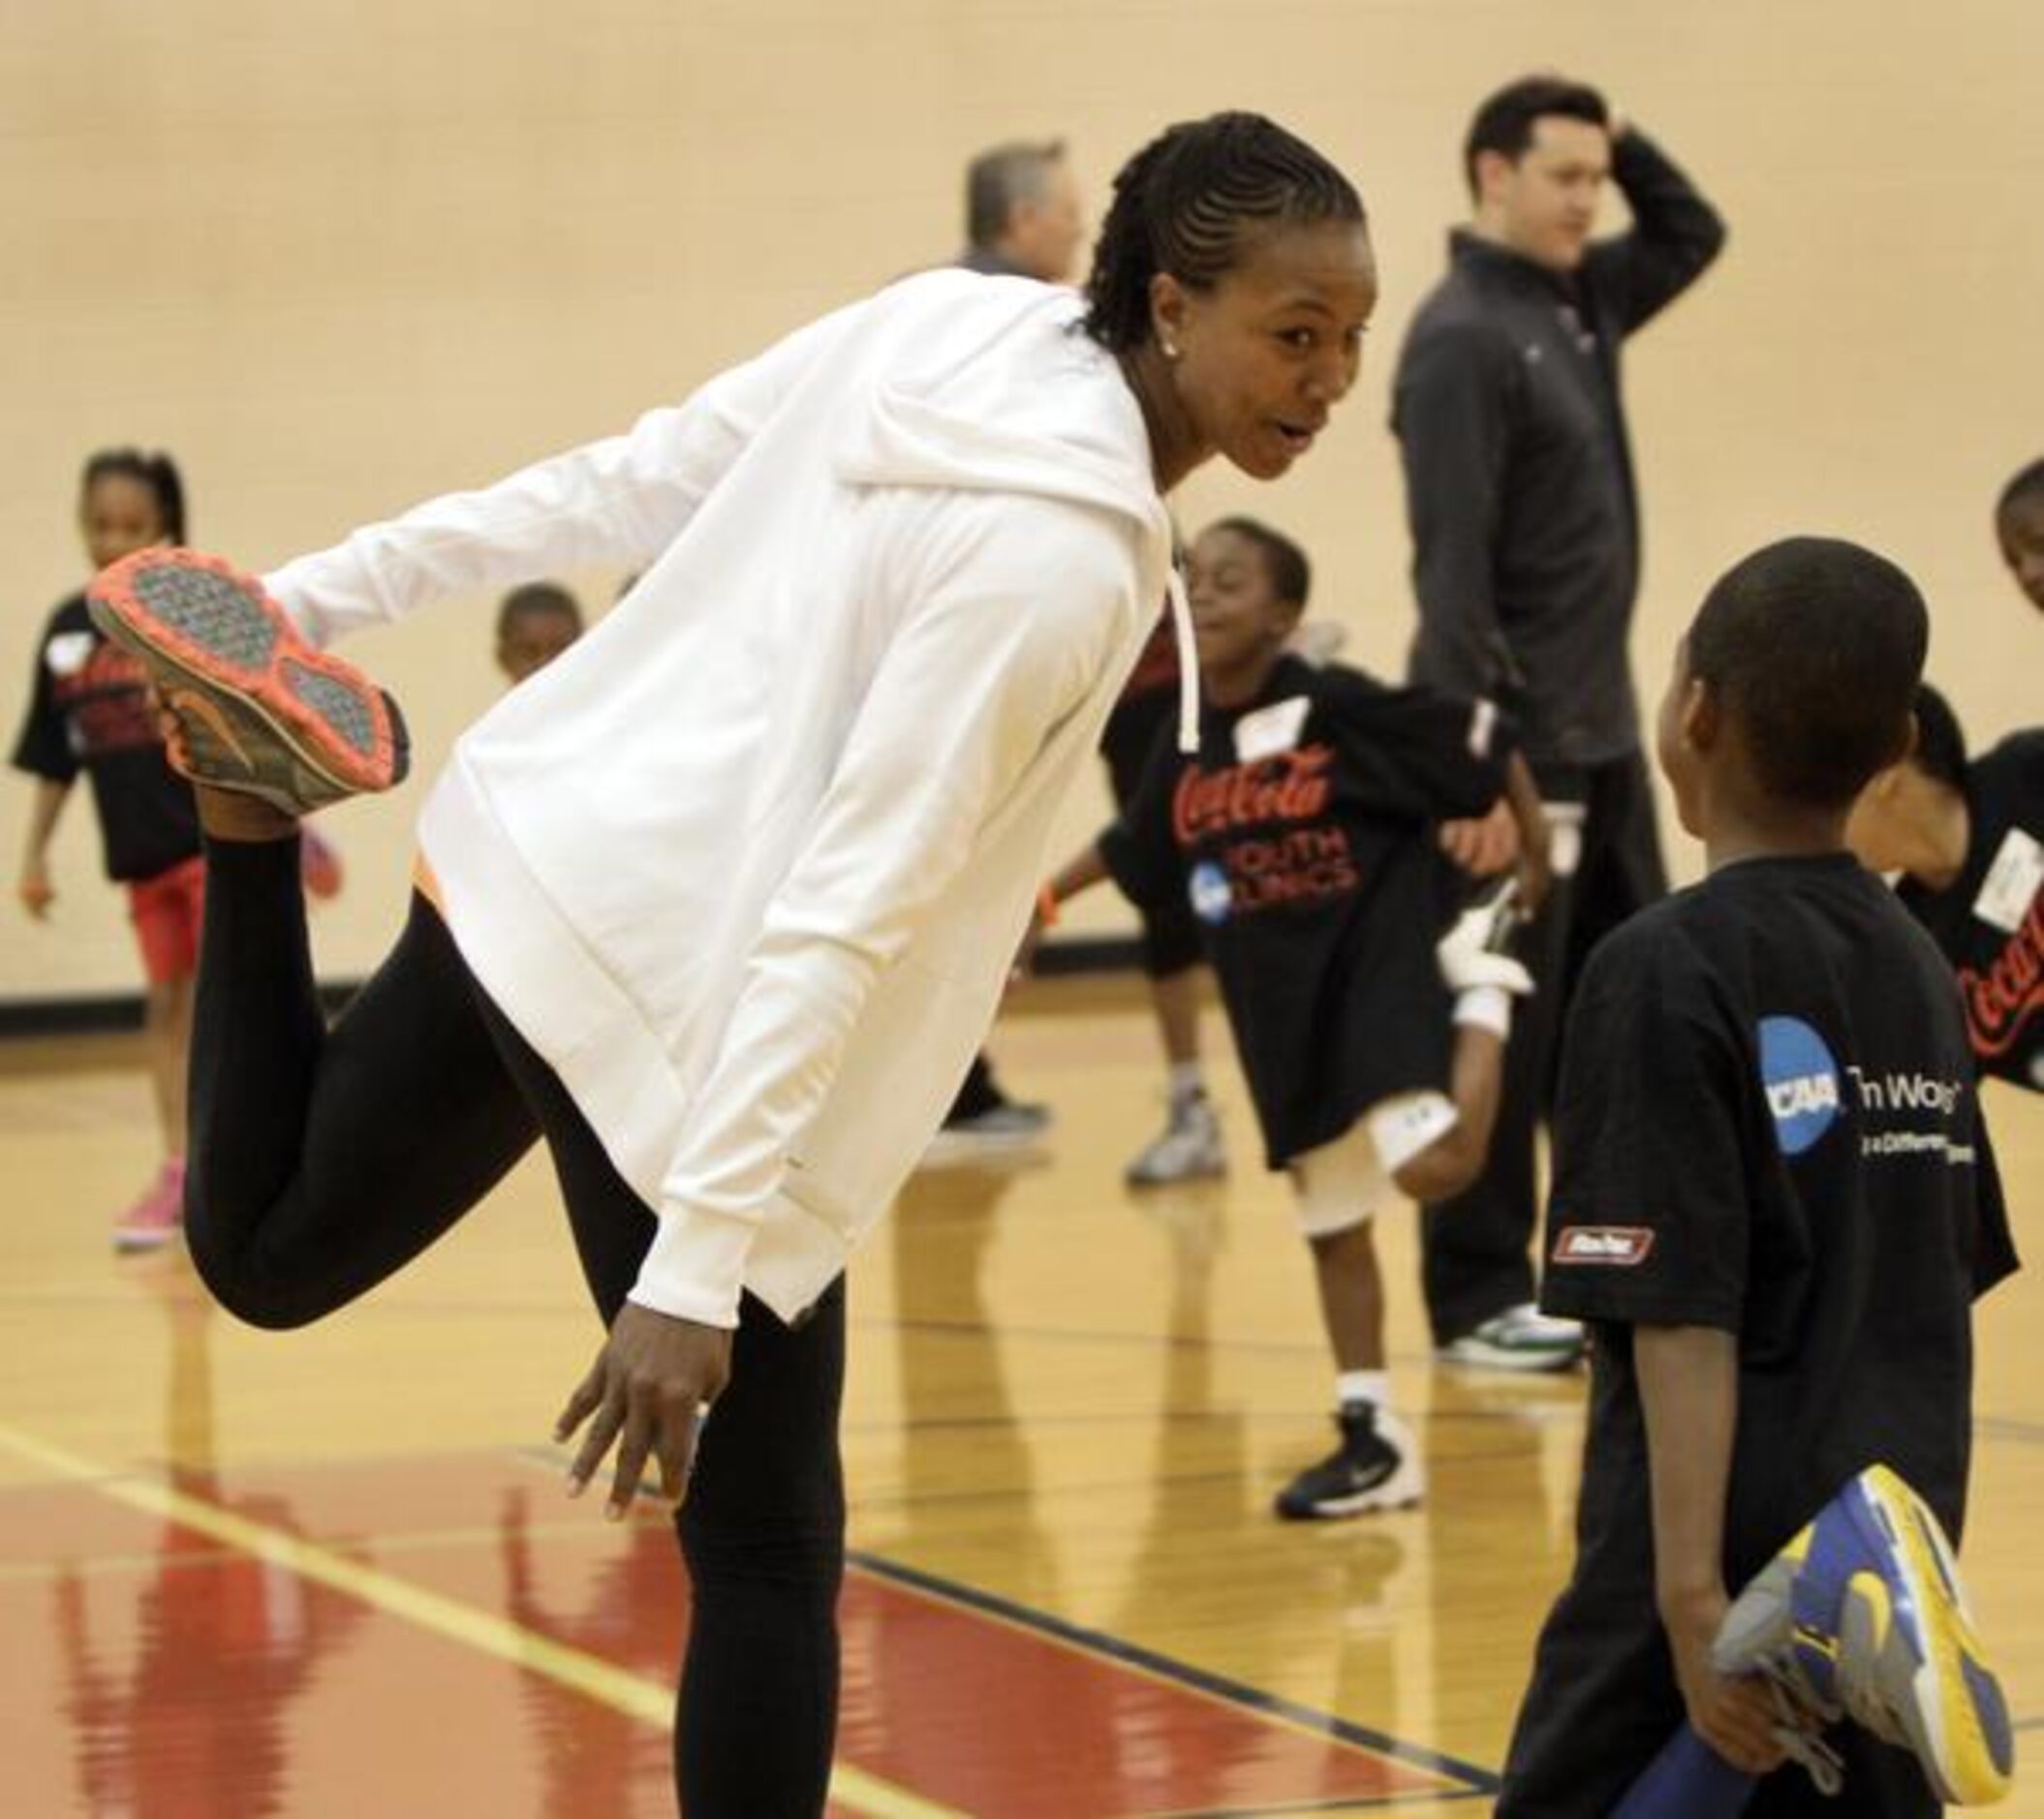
[263,270,1187,1328]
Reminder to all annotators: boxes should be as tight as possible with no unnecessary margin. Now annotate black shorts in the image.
[1100,690,1202,978]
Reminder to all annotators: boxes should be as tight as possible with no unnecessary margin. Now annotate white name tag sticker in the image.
[1973,827,2044,935]
[1233,695,1311,764]
[45,632,96,677]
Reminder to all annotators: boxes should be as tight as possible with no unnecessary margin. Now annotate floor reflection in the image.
[839,1153,1066,1807]
[498,1487,684,1818]
[834,1161,1469,1814]
[52,1253,367,1818]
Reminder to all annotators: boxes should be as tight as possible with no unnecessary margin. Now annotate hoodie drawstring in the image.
[1165,566,1199,755]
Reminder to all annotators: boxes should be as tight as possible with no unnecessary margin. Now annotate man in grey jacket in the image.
[957,138,1086,283]
[1392,75,1724,1369]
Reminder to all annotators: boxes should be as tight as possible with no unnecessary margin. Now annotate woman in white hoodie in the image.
[92,112,1378,1815]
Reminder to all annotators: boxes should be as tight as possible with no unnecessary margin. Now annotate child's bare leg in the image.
[142,974,193,1156]
[1277,1208,1422,1519]
[1396,1021,1508,1205]
[1150,966,1201,1071]
[1310,1221,1385,1372]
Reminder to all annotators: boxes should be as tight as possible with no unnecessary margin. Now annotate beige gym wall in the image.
[3,0,2036,1001]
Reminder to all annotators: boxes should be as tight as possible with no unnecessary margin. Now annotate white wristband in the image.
[1454,985,1513,1038]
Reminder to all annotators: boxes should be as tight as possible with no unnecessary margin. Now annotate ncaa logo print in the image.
[1758,1015,1842,1156]
[1188,861,1232,926]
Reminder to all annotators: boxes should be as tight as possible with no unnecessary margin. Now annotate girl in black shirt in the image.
[12,450,201,1249]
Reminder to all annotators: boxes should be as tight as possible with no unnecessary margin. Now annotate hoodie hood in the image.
[835,273,1155,514]
[836,271,1197,751]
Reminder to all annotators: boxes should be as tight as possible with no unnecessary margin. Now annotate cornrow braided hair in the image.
[81,447,188,545]
[1082,112,1365,354]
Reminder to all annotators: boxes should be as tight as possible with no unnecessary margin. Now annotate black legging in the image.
[185,835,846,1817]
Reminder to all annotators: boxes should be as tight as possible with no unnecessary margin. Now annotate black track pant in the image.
[184,835,845,1816]
[1419,751,1668,1342]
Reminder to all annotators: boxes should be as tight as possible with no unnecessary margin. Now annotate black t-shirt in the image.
[11,593,201,882]
[1899,729,2044,1092]
[1099,656,1512,1166]
[1504,855,2017,1812]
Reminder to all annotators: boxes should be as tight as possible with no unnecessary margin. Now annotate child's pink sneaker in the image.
[112,1156,186,1253]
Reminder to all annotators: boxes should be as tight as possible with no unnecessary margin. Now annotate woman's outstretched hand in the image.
[556,1302,733,1519]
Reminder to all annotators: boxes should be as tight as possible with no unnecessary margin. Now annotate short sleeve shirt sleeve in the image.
[1320,672,1514,825]
[11,615,80,785]
[1098,727,1185,915]
[1968,1112,2020,1300]
[1539,923,1756,1330]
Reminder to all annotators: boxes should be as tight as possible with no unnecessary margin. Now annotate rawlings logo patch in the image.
[1551,1225,1656,1267]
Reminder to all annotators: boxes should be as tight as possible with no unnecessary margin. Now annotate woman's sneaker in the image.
[1274,1403,1424,1519]
[87,548,408,817]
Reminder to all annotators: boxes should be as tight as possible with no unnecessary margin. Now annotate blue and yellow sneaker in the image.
[1714,1463,2013,1805]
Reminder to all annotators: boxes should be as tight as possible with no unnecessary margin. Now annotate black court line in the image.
[848,1546,1502,1800]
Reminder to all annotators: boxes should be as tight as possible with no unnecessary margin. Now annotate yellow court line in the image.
[0,1513,645,1587]
[0,1421,962,1819]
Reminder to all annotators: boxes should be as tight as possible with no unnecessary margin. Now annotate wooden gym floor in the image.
[2,978,2039,1816]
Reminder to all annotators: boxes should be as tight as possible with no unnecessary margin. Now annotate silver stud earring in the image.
[1161,340,1182,362]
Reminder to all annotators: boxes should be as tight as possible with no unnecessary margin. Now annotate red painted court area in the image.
[0,1450,1482,1816]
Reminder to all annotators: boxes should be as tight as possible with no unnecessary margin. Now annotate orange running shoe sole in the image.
[87,548,408,815]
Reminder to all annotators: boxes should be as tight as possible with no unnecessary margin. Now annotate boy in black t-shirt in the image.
[1042,517,1548,1520]
[1500,540,2018,1815]
[1848,684,2043,1093]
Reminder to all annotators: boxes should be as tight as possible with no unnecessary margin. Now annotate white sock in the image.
[1337,1370,1389,1412]
[1454,985,1513,1038]
[1167,1061,1206,1105]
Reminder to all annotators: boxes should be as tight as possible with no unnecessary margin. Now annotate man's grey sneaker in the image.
[1125,1091,1225,1187]
[1436,1303,1584,1373]
[1274,1403,1424,1519]
[87,547,408,817]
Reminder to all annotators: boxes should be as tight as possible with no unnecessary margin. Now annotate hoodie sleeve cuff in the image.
[625,1206,757,1330]
[262,565,334,649]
